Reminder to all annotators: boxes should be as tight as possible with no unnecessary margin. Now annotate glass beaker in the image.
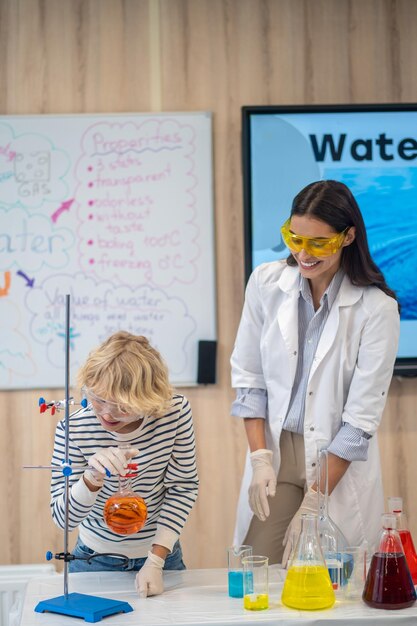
[242,555,269,610]
[316,445,347,590]
[341,545,368,601]
[227,545,252,598]
[103,463,147,535]
[281,513,336,610]
[363,513,416,609]
[388,496,417,585]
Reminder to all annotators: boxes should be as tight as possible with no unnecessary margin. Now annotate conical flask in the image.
[388,497,417,585]
[281,513,336,610]
[103,463,147,535]
[363,513,416,609]
[316,445,348,590]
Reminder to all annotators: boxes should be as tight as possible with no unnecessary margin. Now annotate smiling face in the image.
[288,215,355,288]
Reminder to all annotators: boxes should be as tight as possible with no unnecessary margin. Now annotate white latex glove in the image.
[135,551,165,598]
[249,449,276,521]
[281,487,318,568]
[84,446,139,488]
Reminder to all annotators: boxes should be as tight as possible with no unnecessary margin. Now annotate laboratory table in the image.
[20,565,417,626]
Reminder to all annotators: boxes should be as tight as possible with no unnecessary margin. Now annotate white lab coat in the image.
[231,261,400,549]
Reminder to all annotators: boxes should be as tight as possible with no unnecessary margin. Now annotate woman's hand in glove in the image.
[248,449,276,521]
[281,487,318,568]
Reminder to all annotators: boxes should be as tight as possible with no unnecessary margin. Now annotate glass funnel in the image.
[103,463,147,535]
[316,445,348,590]
[281,514,336,610]
[363,513,416,609]
[388,496,417,585]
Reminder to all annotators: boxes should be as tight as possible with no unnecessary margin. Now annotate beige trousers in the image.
[244,430,306,565]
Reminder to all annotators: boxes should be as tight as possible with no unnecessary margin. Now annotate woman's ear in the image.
[343,226,356,247]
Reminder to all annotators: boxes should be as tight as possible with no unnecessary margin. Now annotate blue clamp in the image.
[61,461,73,477]
[45,551,53,561]
[81,398,88,408]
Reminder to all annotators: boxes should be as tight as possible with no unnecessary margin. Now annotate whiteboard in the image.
[0,112,216,389]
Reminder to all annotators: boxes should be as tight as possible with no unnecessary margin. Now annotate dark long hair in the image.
[286,180,398,303]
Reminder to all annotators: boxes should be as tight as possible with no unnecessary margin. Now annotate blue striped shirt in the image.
[231,271,370,462]
[284,269,344,432]
[50,394,198,558]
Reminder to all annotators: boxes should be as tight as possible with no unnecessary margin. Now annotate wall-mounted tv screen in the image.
[242,104,417,376]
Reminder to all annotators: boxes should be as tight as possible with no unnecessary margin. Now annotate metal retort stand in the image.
[33,294,133,622]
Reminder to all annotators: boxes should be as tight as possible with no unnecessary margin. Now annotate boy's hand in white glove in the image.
[249,449,276,521]
[135,551,165,598]
[84,446,139,489]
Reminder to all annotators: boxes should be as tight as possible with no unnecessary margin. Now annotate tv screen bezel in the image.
[242,103,417,377]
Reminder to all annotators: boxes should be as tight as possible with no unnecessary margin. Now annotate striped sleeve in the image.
[153,397,199,551]
[231,387,268,418]
[50,418,99,531]
[327,422,371,462]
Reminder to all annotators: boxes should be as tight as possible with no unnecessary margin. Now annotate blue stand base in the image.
[35,592,133,623]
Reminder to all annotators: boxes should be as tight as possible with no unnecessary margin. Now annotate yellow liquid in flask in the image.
[281,565,335,610]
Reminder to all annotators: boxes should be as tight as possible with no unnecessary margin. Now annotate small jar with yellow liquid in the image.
[281,513,335,610]
[242,555,269,610]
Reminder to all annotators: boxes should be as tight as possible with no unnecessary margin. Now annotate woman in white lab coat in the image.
[231,180,400,565]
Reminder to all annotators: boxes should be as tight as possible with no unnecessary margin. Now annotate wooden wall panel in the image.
[379,378,417,536]
[0,0,416,571]
[0,0,151,114]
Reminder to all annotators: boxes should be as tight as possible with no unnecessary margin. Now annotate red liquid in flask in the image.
[399,530,417,585]
[362,553,416,610]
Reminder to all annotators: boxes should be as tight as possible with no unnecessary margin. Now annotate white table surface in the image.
[20,565,417,626]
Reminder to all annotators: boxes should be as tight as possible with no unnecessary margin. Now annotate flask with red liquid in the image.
[388,496,417,585]
[103,463,147,535]
[363,513,416,610]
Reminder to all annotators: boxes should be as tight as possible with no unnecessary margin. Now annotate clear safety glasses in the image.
[82,387,141,423]
[280,218,349,258]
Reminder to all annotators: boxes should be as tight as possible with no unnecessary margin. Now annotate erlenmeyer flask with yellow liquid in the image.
[281,513,336,610]
[103,462,147,535]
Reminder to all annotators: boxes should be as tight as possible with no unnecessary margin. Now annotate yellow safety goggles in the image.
[280,219,349,258]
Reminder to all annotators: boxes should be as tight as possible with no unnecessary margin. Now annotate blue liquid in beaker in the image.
[327,552,354,588]
[228,571,253,598]
[228,571,243,597]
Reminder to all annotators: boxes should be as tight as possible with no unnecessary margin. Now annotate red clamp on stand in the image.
[125,462,139,478]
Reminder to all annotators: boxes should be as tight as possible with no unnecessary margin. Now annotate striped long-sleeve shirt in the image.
[50,394,198,558]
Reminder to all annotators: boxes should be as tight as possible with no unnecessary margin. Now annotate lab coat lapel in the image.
[309,304,340,380]
[309,275,363,380]
[277,267,299,385]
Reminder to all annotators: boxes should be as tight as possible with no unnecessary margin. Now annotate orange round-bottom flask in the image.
[103,463,148,535]
[104,494,147,535]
